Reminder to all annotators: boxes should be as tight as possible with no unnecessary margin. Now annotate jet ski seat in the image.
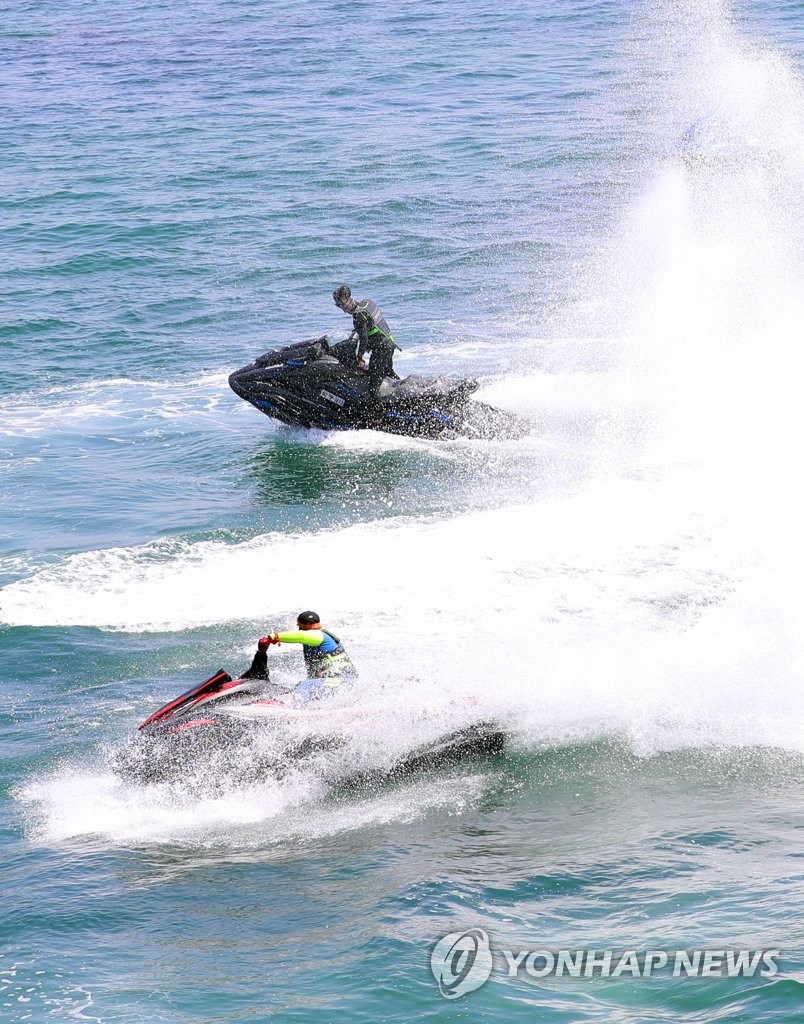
[377,375,480,400]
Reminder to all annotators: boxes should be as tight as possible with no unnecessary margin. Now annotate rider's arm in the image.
[276,629,325,647]
[354,313,370,359]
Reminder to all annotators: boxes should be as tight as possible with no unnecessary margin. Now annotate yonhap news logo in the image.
[428,934,781,999]
[430,929,494,999]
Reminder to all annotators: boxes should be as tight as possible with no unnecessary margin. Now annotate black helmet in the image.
[297,610,320,626]
[333,284,351,306]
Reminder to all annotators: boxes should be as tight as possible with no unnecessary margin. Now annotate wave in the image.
[4,471,803,769]
[17,727,801,850]
[0,371,245,439]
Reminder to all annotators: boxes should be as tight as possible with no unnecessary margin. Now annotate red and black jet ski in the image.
[114,670,506,787]
[228,336,528,439]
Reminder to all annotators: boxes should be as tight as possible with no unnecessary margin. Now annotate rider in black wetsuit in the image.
[333,284,400,390]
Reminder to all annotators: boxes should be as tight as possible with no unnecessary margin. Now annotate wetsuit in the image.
[351,298,400,389]
[276,627,358,703]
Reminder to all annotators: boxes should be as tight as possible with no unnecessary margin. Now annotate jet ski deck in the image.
[229,336,528,439]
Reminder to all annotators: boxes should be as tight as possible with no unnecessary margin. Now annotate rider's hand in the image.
[257,634,280,652]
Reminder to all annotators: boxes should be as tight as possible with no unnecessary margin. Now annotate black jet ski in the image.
[114,670,506,788]
[229,336,528,439]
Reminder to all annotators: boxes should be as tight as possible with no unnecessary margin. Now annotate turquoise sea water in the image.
[2,0,803,1020]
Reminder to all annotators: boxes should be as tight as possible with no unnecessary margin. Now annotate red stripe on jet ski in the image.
[138,670,231,730]
[168,718,218,732]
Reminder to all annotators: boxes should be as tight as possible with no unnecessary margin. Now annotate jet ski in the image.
[114,669,506,788]
[228,336,528,439]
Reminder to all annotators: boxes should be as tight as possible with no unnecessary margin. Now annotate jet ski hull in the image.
[229,337,527,439]
[114,671,506,788]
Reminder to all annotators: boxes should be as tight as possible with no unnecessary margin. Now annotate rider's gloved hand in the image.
[257,634,280,652]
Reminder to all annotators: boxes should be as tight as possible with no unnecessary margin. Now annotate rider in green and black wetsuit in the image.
[252,610,358,703]
[333,284,400,391]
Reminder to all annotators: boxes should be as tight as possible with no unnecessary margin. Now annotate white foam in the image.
[0,372,251,439]
[18,754,492,848]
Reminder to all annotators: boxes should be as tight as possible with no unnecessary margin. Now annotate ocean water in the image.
[1,0,803,1020]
